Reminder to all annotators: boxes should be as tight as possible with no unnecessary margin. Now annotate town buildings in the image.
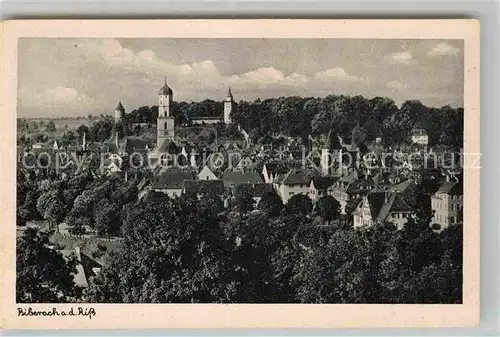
[431,179,463,230]
[18,77,463,232]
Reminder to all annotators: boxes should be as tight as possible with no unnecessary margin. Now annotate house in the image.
[231,153,255,172]
[149,139,182,168]
[104,161,122,175]
[330,169,377,214]
[231,183,274,205]
[411,129,428,145]
[183,180,225,199]
[197,166,219,180]
[123,137,153,154]
[262,161,301,183]
[353,191,413,230]
[152,170,195,198]
[309,176,337,202]
[277,168,314,204]
[222,170,263,189]
[431,180,463,230]
[190,116,223,125]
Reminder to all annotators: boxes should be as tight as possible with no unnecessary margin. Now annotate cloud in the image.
[387,51,417,65]
[386,80,408,91]
[314,67,367,83]
[21,86,93,109]
[428,42,460,57]
[78,39,367,93]
[77,39,223,87]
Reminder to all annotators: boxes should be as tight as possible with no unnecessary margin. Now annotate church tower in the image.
[157,78,175,143]
[114,101,125,123]
[223,87,235,124]
[320,127,342,176]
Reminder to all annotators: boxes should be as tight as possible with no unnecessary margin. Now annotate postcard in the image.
[0,19,480,329]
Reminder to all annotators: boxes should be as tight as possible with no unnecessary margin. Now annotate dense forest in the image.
[17,171,462,304]
[122,95,463,148]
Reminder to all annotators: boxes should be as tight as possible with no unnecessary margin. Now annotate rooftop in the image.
[153,170,194,190]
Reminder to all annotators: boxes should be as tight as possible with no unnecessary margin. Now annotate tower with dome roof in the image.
[157,78,175,143]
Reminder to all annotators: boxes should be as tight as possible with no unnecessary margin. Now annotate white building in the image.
[411,129,428,145]
[431,180,463,230]
[353,191,413,230]
[277,168,312,204]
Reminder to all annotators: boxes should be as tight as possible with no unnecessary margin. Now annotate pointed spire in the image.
[225,86,234,102]
[115,100,125,113]
[115,131,119,149]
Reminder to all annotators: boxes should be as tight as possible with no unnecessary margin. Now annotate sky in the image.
[17,38,464,118]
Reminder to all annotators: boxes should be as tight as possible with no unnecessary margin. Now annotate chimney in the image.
[124,171,128,182]
[384,190,389,203]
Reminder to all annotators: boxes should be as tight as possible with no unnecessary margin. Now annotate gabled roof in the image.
[124,137,152,153]
[377,192,412,221]
[280,168,313,186]
[412,128,427,136]
[346,178,378,194]
[183,179,224,195]
[311,176,337,190]
[264,160,302,176]
[232,183,274,198]
[435,181,463,195]
[155,139,181,154]
[389,179,416,193]
[365,192,387,220]
[153,170,194,190]
[222,171,263,186]
[364,191,412,222]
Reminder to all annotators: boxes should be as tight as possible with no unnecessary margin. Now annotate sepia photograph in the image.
[1,19,480,329]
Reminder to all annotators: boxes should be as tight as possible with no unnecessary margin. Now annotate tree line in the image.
[122,95,463,149]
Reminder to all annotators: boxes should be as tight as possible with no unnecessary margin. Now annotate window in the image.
[451,204,455,211]
[402,213,407,218]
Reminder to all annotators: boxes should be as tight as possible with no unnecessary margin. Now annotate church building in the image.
[157,78,175,143]
[149,78,237,162]
[190,87,235,125]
